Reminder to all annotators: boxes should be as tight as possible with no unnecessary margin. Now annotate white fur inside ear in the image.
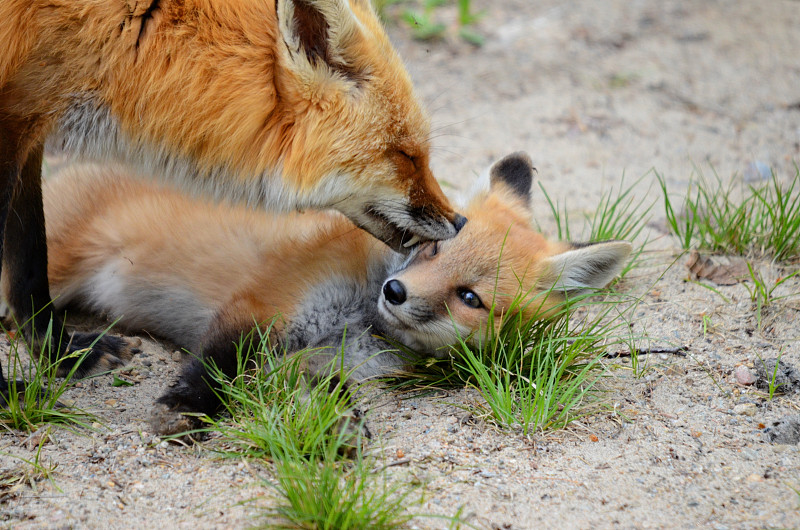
[277,0,301,53]
[276,0,362,79]
[544,241,633,294]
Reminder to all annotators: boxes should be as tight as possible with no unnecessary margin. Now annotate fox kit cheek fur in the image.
[0,0,464,399]
[38,152,632,436]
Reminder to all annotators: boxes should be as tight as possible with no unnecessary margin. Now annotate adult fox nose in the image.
[452,213,468,233]
[383,279,407,305]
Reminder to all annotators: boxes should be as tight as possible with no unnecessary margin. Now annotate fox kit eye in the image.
[458,288,483,309]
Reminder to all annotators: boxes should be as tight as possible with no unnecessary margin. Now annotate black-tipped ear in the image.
[489,152,535,202]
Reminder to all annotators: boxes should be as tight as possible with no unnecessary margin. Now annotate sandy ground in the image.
[3,0,800,528]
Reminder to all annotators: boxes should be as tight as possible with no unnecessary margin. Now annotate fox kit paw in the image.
[149,402,205,441]
[335,407,371,457]
[55,333,142,378]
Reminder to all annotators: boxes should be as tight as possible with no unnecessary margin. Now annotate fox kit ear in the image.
[541,241,632,296]
[277,0,364,83]
[489,151,536,203]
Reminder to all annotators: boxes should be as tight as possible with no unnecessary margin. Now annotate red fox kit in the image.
[39,152,631,435]
[0,0,464,397]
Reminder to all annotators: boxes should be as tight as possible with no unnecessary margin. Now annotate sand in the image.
[3,0,800,528]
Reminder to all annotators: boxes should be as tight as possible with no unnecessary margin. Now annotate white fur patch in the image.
[47,95,350,213]
[73,261,213,348]
[84,262,129,314]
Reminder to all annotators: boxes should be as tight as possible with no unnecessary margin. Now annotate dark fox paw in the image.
[335,408,371,457]
[149,400,206,442]
[57,333,142,378]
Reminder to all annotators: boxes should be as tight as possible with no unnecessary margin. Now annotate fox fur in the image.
[0,0,463,395]
[38,152,632,435]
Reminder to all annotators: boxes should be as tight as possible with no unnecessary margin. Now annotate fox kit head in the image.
[273,0,464,249]
[377,152,632,353]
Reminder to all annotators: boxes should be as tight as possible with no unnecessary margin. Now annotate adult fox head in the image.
[2,0,463,251]
[378,152,633,352]
[271,0,465,249]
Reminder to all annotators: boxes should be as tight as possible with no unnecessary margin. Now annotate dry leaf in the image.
[686,250,749,285]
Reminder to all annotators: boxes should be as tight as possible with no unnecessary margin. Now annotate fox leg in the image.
[0,137,140,399]
[0,122,16,401]
[150,314,249,437]
[151,308,370,445]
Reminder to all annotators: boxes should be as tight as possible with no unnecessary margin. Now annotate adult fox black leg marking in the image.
[0,121,21,402]
[1,139,139,398]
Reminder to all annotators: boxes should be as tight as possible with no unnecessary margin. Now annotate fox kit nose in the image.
[383,279,407,305]
[453,213,468,233]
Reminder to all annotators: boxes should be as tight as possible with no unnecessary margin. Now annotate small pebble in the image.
[665,364,686,377]
[172,351,182,362]
[734,365,756,386]
[733,403,757,416]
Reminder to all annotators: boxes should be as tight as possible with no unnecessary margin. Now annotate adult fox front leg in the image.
[0,0,464,394]
[0,140,139,395]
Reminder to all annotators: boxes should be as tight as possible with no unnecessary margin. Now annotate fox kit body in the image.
[0,0,462,395]
[41,153,631,435]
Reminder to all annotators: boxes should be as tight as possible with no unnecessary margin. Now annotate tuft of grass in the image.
[0,315,96,432]
[401,0,447,41]
[742,265,800,331]
[457,298,626,435]
[202,324,433,529]
[455,0,485,45]
[203,323,366,460]
[264,443,422,530]
[396,286,637,435]
[658,167,800,261]
[392,0,485,45]
[537,174,654,278]
[756,350,788,401]
[700,313,715,340]
[0,437,59,501]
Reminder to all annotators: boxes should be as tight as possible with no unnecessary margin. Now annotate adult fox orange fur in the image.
[0,0,464,399]
[39,152,631,435]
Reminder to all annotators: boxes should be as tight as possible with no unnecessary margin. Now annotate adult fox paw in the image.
[56,333,142,378]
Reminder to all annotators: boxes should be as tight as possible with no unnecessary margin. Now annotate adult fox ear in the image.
[489,151,536,207]
[540,241,632,296]
[276,0,365,84]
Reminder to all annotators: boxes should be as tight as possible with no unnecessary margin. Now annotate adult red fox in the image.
[0,0,464,398]
[38,152,631,435]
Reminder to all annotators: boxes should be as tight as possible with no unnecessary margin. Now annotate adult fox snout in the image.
[350,199,465,252]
